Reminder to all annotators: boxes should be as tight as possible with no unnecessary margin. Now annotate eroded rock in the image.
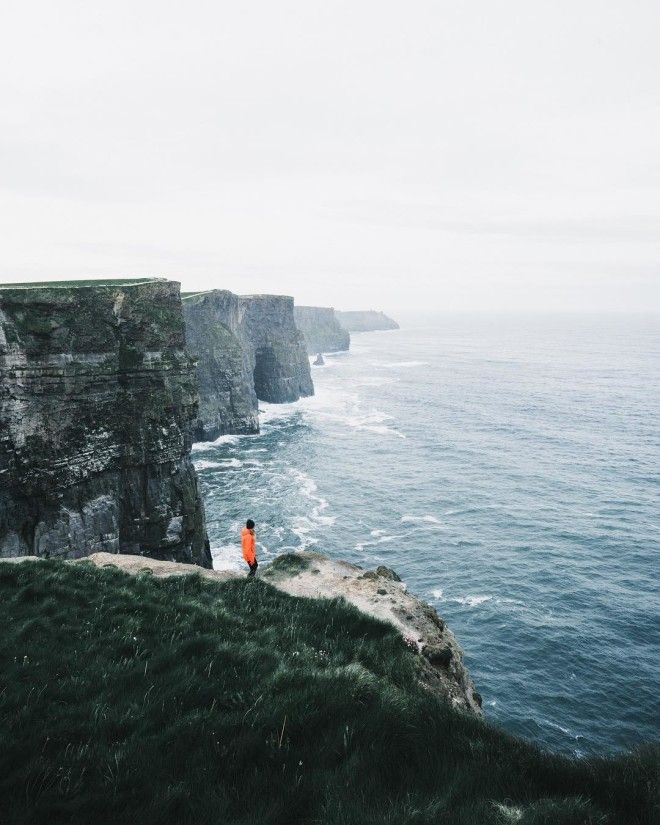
[183,290,314,441]
[0,278,210,567]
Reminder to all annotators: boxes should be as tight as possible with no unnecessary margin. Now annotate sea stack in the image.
[0,279,210,567]
[313,353,324,366]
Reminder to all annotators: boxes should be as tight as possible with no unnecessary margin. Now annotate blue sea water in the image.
[193,314,660,756]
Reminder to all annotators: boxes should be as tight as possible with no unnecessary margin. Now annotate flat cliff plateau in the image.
[335,309,400,332]
[183,290,314,442]
[0,278,211,567]
[293,305,351,355]
[7,549,480,713]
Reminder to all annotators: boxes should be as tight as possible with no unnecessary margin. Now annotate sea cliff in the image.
[0,279,210,567]
[293,305,351,355]
[335,309,399,332]
[183,290,314,442]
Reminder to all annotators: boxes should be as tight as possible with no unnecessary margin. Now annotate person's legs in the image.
[248,560,258,577]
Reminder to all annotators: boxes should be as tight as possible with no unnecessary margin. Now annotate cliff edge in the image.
[262,551,482,714]
[9,548,480,713]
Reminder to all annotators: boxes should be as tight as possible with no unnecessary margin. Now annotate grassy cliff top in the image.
[0,558,657,825]
[181,291,295,302]
[0,278,166,291]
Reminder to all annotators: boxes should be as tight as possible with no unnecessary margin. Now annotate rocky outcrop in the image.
[263,552,482,714]
[0,279,211,567]
[183,291,314,442]
[335,310,400,332]
[293,306,350,355]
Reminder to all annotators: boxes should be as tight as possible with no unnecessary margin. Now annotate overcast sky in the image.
[1,1,659,312]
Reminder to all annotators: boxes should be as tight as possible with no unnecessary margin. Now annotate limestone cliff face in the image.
[335,310,400,333]
[182,290,259,440]
[183,291,314,442]
[0,279,211,567]
[293,306,351,355]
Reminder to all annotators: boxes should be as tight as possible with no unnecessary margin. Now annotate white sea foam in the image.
[258,401,301,427]
[290,380,405,439]
[191,432,249,452]
[375,534,399,544]
[212,539,277,572]
[218,457,242,468]
[542,719,573,737]
[211,544,247,572]
[441,504,502,517]
[431,588,444,599]
[451,595,493,607]
[338,406,406,439]
[355,533,401,551]
[194,459,223,471]
[194,457,243,471]
[286,468,336,548]
[400,514,444,528]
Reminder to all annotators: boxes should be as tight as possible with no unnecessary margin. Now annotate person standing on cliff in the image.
[241,519,258,577]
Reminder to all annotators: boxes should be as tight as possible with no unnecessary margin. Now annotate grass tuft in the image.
[263,553,312,576]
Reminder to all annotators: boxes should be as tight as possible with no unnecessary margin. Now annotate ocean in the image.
[192,313,660,757]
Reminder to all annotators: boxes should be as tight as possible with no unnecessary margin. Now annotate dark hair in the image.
[246,519,255,529]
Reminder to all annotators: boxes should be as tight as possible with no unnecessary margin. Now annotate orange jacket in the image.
[241,527,256,564]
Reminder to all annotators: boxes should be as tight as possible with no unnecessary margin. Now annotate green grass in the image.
[263,552,313,576]
[0,560,656,825]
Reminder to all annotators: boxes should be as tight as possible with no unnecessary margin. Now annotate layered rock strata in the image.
[335,310,400,332]
[182,291,314,442]
[0,279,211,567]
[293,306,350,355]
